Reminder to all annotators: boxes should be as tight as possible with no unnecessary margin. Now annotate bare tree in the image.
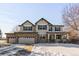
[62,4,79,43]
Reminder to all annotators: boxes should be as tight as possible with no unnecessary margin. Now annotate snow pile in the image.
[30,43,79,56]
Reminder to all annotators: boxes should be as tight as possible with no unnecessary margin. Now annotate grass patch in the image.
[17,45,33,52]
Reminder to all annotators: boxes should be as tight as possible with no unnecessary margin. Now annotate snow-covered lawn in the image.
[0,44,32,56]
[30,43,79,56]
[1,43,79,56]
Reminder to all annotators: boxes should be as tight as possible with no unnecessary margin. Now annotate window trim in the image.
[55,26,61,31]
[38,25,47,30]
[23,26,32,31]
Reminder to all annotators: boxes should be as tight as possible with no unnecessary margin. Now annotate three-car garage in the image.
[6,32,38,44]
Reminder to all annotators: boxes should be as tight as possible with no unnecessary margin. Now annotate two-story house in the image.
[5,18,69,44]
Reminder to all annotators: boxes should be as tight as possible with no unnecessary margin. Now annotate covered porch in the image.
[47,32,69,43]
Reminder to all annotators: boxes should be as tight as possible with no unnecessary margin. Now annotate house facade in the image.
[5,18,69,44]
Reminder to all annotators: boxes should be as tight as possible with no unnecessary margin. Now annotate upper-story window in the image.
[55,26,61,31]
[49,27,52,31]
[38,25,47,30]
[23,26,32,31]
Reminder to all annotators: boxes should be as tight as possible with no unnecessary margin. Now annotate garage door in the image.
[9,38,16,43]
[18,37,35,44]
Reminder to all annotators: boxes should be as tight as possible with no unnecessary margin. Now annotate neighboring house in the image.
[5,18,69,44]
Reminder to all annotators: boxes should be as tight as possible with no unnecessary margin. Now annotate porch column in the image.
[66,34,69,39]
[48,34,50,43]
[54,34,56,42]
[55,34,56,39]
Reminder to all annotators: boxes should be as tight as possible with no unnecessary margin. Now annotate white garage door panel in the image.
[18,38,35,44]
[9,38,16,43]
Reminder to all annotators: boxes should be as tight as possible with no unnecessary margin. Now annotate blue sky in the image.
[0,3,69,37]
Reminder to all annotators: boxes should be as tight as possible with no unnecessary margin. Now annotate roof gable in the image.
[19,20,34,26]
[35,18,53,25]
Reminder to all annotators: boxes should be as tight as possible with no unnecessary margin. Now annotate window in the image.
[49,27,52,31]
[55,27,61,31]
[38,25,47,30]
[23,26,32,31]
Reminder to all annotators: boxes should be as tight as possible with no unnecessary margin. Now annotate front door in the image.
[37,35,46,43]
[49,35,55,43]
[55,35,62,43]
